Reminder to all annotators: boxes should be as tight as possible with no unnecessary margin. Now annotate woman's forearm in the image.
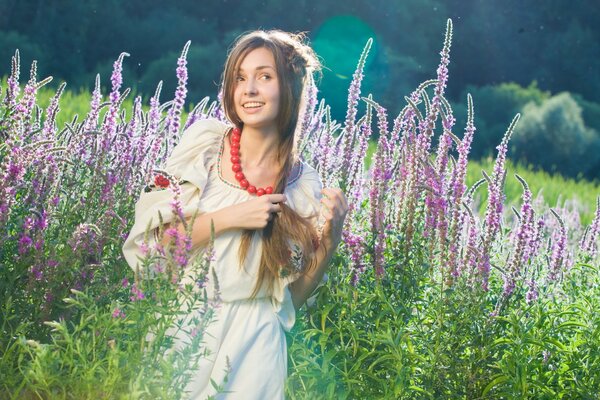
[159,193,285,249]
[289,241,336,311]
[160,207,235,249]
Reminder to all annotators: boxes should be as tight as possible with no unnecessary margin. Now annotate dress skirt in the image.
[185,297,288,399]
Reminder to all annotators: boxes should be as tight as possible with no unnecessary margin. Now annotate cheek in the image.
[233,86,241,102]
[232,89,242,109]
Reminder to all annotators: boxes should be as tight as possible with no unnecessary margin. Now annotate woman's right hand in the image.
[227,194,286,230]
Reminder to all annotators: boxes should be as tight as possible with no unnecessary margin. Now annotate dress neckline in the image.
[215,130,304,192]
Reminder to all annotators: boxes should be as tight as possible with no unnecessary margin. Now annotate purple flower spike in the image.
[525,279,539,304]
[5,50,21,108]
[165,41,191,145]
[42,82,66,138]
[581,197,600,258]
[501,175,535,298]
[340,38,373,182]
[548,209,567,281]
[103,52,130,143]
[85,74,102,132]
[479,114,520,288]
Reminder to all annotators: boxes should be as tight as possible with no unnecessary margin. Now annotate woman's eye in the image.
[235,76,245,82]
[260,74,272,80]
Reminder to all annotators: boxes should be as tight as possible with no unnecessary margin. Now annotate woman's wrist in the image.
[320,236,340,260]
[212,204,239,232]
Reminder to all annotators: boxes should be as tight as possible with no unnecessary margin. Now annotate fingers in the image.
[265,193,286,204]
[321,188,348,220]
[320,197,336,220]
[263,197,284,223]
[322,188,348,209]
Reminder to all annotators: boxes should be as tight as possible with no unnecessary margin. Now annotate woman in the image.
[123,30,347,399]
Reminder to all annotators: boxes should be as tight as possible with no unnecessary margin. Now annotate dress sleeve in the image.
[122,118,228,272]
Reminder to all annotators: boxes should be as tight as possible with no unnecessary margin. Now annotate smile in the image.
[242,102,265,109]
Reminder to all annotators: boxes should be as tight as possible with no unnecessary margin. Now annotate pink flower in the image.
[130,284,145,301]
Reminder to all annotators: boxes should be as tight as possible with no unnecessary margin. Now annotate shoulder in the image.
[181,118,231,143]
[164,118,231,181]
[289,160,322,198]
[298,160,321,186]
[170,118,231,161]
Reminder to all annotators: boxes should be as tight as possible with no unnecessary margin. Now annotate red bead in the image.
[235,172,245,181]
[230,156,240,164]
[240,179,249,188]
[230,141,240,149]
[232,163,241,172]
[231,134,241,143]
[232,127,241,136]
[265,186,273,194]
[247,186,257,194]
[257,188,265,196]
[230,148,239,156]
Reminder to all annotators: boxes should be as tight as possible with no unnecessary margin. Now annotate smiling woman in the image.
[122,30,348,399]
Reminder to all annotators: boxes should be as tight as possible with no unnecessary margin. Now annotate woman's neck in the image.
[239,125,280,168]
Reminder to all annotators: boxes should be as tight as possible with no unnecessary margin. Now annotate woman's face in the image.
[233,47,280,132]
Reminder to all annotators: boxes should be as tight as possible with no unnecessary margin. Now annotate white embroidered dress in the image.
[122,118,322,399]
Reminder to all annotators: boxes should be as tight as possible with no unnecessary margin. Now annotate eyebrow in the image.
[237,65,276,73]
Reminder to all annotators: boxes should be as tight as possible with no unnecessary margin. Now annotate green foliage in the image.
[286,234,600,399]
[511,92,600,179]
[5,276,214,399]
[451,82,600,179]
[454,82,550,159]
[572,93,600,134]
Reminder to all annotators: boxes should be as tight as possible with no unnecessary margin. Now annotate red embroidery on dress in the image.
[154,174,170,188]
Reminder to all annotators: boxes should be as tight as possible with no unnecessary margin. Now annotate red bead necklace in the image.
[230,127,274,196]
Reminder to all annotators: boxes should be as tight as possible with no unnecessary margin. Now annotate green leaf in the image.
[491,338,513,347]
[557,321,587,330]
[408,385,431,395]
[482,374,509,396]
[544,338,567,351]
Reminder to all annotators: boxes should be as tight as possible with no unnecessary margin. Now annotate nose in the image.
[245,78,258,95]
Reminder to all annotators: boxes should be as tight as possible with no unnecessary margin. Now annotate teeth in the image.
[243,102,264,108]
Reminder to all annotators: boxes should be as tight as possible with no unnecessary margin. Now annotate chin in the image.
[240,118,277,130]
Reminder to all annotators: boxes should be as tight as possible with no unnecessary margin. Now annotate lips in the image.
[242,101,265,109]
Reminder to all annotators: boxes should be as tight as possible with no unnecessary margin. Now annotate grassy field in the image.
[468,157,599,225]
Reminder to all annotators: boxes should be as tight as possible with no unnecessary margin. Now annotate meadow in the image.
[1,20,599,399]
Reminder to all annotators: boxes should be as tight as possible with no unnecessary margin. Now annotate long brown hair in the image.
[221,30,321,297]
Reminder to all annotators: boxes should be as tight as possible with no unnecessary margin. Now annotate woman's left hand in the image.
[319,188,348,252]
